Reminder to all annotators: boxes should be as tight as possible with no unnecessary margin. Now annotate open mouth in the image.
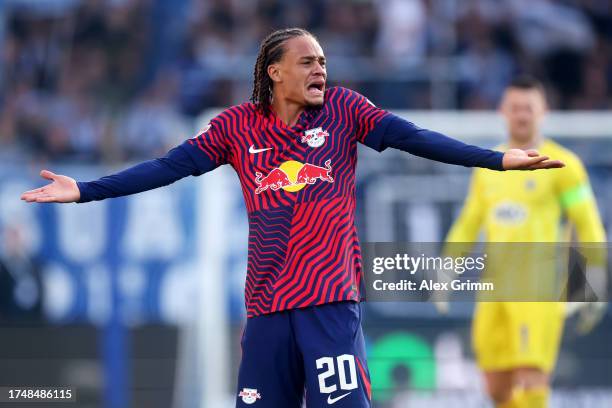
[307,81,325,96]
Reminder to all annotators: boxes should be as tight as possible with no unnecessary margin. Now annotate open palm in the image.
[20,170,80,203]
[503,149,565,170]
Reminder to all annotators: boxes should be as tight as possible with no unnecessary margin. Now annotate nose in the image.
[313,61,326,76]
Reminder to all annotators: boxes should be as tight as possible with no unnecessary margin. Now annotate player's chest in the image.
[235,112,358,160]
[480,171,559,225]
[232,122,355,195]
[480,170,555,204]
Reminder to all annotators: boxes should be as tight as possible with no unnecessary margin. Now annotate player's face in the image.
[270,35,327,107]
[500,88,547,144]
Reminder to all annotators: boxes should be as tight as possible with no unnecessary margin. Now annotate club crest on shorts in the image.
[238,388,261,404]
[302,127,328,148]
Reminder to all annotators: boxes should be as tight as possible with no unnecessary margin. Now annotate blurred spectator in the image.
[457,35,516,109]
[375,0,427,66]
[0,223,44,322]
[1,0,612,162]
[510,0,596,108]
[117,70,190,159]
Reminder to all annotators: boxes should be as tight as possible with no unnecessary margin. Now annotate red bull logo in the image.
[255,160,334,194]
[254,168,292,194]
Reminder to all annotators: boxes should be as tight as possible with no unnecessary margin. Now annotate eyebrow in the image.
[300,56,326,62]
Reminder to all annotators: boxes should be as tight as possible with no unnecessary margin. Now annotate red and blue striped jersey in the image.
[185,87,389,317]
[78,86,503,317]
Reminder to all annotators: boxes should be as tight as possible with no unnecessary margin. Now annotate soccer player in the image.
[443,77,607,408]
[21,29,563,407]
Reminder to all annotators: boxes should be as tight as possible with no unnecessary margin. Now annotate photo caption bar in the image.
[362,242,609,302]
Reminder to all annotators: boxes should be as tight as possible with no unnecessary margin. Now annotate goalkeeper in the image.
[440,76,607,408]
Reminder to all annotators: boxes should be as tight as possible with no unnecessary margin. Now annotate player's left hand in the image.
[502,149,565,170]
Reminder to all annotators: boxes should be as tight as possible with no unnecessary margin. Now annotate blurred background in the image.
[0,0,611,407]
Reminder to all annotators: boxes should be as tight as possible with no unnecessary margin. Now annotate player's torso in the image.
[478,141,563,242]
[226,98,358,212]
[219,90,367,316]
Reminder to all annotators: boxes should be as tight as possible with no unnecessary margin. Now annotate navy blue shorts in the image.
[235,301,371,407]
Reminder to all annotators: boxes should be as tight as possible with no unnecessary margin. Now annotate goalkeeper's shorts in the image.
[472,302,565,372]
[236,301,371,407]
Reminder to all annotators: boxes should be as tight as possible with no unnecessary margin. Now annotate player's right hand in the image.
[20,170,80,203]
[502,149,565,170]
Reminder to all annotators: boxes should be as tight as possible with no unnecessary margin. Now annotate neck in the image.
[508,134,542,150]
[271,97,304,127]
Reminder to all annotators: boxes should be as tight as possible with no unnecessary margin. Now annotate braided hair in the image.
[251,28,314,115]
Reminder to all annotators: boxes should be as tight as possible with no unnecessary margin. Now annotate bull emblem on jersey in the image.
[254,160,334,194]
[254,168,292,194]
[296,160,333,184]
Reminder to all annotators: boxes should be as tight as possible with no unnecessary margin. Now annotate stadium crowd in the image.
[1,0,611,163]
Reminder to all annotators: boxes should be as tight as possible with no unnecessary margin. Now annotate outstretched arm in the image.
[369,115,564,170]
[21,144,202,204]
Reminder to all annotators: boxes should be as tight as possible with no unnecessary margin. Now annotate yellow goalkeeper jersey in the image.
[447,139,605,244]
[446,139,606,300]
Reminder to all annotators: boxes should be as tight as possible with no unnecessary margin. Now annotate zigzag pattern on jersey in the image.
[231,103,310,212]
[190,88,388,214]
[187,87,389,317]
[351,223,366,299]
[270,196,360,313]
[298,88,355,204]
[245,205,293,317]
[187,118,231,167]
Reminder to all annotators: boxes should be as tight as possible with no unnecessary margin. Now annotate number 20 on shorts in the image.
[316,354,359,393]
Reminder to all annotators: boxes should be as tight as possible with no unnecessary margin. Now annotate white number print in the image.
[336,355,358,391]
[316,355,358,394]
[316,357,337,394]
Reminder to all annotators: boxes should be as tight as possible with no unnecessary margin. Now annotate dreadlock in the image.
[251,28,314,115]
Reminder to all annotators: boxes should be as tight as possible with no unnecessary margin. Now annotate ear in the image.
[267,63,282,84]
